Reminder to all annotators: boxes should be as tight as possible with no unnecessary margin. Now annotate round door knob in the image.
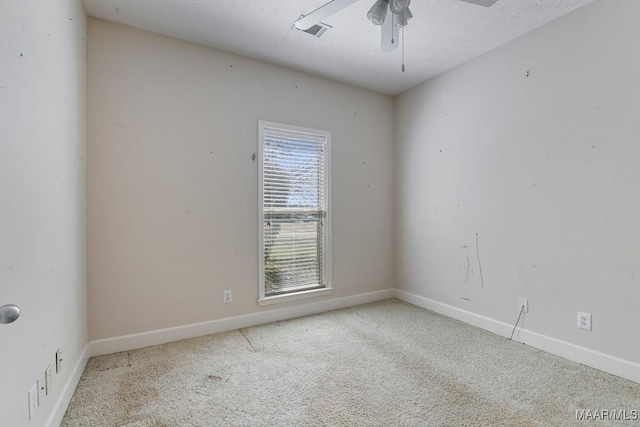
[0,304,21,324]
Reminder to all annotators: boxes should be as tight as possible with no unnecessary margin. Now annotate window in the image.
[258,121,331,305]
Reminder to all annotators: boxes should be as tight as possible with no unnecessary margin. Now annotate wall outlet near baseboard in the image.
[223,290,232,304]
[37,371,46,404]
[45,364,53,395]
[518,298,528,313]
[578,312,592,331]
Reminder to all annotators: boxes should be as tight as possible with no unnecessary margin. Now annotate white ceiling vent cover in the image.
[296,22,332,38]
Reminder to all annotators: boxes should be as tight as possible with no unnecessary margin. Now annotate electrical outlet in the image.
[578,312,592,331]
[45,365,53,395]
[28,382,38,420]
[37,372,46,404]
[223,290,232,304]
[55,348,62,373]
[518,298,528,313]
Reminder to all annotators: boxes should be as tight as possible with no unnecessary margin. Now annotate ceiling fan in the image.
[294,0,498,54]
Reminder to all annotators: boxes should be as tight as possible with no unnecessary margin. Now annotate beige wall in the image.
[87,19,395,341]
[395,0,640,363]
[0,0,87,425]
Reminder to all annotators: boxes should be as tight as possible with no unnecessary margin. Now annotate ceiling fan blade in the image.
[294,0,360,30]
[457,0,499,7]
[381,8,399,53]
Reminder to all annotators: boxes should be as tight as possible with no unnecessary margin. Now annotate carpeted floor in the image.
[62,299,640,426]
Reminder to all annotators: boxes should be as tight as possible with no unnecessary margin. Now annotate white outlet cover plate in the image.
[518,298,528,313]
[28,383,38,420]
[45,364,53,395]
[37,372,45,404]
[223,290,232,303]
[578,312,592,331]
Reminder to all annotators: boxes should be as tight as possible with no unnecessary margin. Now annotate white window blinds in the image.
[259,122,331,299]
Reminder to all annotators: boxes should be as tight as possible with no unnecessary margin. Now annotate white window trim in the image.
[257,120,332,305]
[257,288,333,306]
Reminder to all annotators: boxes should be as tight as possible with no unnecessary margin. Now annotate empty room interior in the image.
[2,0,640,425]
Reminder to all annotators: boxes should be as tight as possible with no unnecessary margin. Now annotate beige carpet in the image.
[62,299,640,426]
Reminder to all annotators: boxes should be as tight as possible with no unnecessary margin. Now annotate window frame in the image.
[257,120,332,306]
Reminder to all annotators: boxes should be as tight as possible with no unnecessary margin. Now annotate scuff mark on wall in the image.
[465,255,471,283]
[476,233,484,288]
[460,245,473,284]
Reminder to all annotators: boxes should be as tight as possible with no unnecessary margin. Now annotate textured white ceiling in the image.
[82,0,596,95]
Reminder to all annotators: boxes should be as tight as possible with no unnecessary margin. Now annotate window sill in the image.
[257,287,333,306]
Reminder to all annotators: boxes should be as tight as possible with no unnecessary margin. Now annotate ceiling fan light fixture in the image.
[367,0,389,26]
[389,0,411,14]
[394,7,413,27]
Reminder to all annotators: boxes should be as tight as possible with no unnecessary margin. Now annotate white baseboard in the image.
[90,289,394,357]
[394,289,640,384]
[48,343,89,427]
[48,287,640,426]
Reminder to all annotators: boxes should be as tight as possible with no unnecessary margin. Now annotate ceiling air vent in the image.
[295,21,332,38]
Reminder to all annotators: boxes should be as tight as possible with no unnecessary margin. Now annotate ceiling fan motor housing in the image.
[390,0,411,14]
